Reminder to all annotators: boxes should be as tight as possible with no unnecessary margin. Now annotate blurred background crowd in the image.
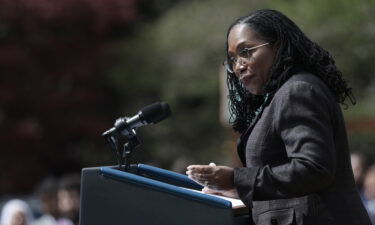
[0,0,374,224]
[0,174,80,225]
[352,152,375,224]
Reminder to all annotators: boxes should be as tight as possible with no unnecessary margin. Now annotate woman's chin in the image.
[245,86,260,95]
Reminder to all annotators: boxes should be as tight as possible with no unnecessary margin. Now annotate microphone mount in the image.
[102,102,172,171]
[103,125,140,171]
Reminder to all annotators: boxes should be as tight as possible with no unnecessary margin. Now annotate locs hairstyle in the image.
[225,9,355,133]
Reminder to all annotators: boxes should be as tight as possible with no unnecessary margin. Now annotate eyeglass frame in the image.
[223,42,270,74]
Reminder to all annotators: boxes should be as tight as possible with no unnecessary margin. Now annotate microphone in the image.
[103,102,172,137]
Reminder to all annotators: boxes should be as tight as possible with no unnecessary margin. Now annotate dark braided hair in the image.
[226,9,355,133]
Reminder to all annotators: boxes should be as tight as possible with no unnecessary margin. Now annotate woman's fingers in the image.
[187,165,215,174]
[186,165,215,182]
[186,166,216,187]
[188,172,214,184]
[186,165,235,190]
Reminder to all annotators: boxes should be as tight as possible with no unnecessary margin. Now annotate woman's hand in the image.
[186,165,235,191]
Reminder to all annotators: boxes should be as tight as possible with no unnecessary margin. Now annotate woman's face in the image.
[227,24,277,95]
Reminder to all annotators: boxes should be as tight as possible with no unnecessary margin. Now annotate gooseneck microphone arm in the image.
[102,102,172,171]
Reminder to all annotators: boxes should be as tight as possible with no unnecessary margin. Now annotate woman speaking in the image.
[187,9,371,225]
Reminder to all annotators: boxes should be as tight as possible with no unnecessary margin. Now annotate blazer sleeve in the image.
[234,80,337,204]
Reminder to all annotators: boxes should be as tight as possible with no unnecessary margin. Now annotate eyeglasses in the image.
[223,42,270,74]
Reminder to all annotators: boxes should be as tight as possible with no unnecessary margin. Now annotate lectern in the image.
[79,164,250,225]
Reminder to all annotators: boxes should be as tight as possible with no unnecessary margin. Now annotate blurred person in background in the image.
[0,199,34,225]
[32,177,59,225]
[351,152,369,198]
[363,166,375,224]
[56,174,80,225]
[187,9,371,225]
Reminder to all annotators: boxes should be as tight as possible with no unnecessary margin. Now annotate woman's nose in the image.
[235,59,247,75]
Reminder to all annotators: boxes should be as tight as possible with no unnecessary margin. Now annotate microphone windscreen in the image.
[140,102,172,124]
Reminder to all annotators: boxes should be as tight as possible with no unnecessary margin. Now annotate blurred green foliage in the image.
[1,0,375,195]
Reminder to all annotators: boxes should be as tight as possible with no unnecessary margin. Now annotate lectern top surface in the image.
[100,167,233,209]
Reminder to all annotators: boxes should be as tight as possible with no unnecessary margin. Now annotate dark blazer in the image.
[233,73,371,225]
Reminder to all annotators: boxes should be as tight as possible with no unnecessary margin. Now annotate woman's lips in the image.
[240,74,254,85]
